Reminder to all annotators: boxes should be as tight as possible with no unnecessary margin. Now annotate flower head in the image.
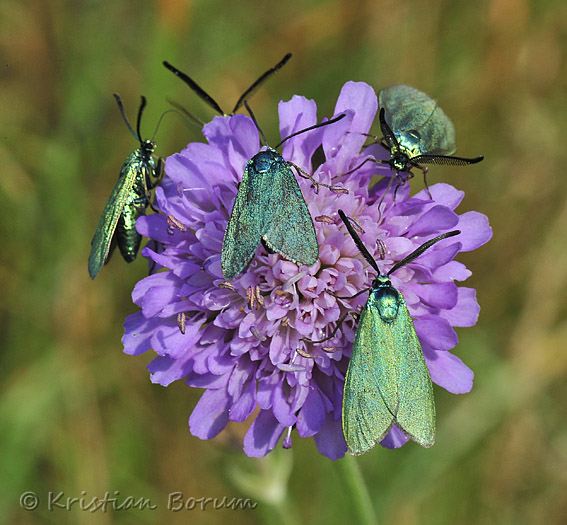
[123,82,492,460]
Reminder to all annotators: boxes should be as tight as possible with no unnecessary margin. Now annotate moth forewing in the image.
[221,154,272,280]
[392,299,436,448]
[261,160,318,266]
[342,302,396,455]
[88,152,142,279]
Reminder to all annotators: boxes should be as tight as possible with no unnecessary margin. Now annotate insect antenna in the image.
[150,107,204,142]
[163,61,226,115]
[411,154,484,166]
[165,98,206,127]
[244,100,269,147]
[338,210,380,274]
[113,93,143,142]
[378,107,399,150]
[275,113,346,150]
[387,230,461,276]
[135,95,146,141]
[231,53,292,114]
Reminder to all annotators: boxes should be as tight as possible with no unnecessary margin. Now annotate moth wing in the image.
[262,162,318,267]
[414,104,456,156]
[394,300,436,447]
[89,156,138,279]
[380,85,437,132]
[342,305,396,455]
[379,85,456,156]
[221,164,269,280]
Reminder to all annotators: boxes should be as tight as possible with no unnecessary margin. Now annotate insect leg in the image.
[147,158,164,213]
[329,287,371,301]
[300,311,359,345]
[409,161,432,199]
[288,162,348,194]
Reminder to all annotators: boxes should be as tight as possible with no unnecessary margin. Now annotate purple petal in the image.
[410,282,458,310]
[256,372,279,409]
[334,81,377,136]
[323,82,378,168]
[185,371,229,389]
[243,410,285,458]
[313,413,347,460]
[296,388,326,437]
[415,243,462,270]
[272,381,296,426]
[440,287,480,327]
[148,354,193,386]
[141,285,180,318]
[166,152,219,207]
[229,378,256,422]
[123,312,154,356]
[202,115,259,171]
[136,214,178,245]
[227,359,255,399]
[189,388,231,439]
[424,346,474,394]
[407,205,459,237]
[380,425,410,449]
[414,315,459,351]
[279,96,319,169]
[433,261,472,282]
[131,272,177,306]
[416,183,464,210]
[457,211,493,252]
[150,323,199,359]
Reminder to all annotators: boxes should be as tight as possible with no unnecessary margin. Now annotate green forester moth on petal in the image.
[378,84,484,181]
[221,103,347,281]
[345,85,483,208]
[337,209,460,454]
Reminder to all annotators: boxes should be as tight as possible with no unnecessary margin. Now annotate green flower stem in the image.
[335,454,377,525]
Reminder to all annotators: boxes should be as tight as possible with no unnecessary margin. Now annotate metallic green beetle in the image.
[88,94,162,279]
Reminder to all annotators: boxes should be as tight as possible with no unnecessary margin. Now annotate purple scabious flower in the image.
[123,81,492,460]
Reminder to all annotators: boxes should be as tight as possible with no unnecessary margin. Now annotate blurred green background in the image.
[2,0,566,523]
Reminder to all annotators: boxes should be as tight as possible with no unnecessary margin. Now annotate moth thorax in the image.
[396,130,423,159]
[368,279,401,322]
[250,149,280,174]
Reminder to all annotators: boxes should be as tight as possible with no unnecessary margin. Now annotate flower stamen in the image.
[246,285,264,310]
[250,326,267,341]
[167,214,187,233]
[177,312,186,334]
[315,215,335,224]
[281,271,307,292]
[218,281,237,291]
[376,238,387,260]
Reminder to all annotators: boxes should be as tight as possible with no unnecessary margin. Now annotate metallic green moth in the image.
[221,148,318,280]
[378,84,483,177]
[337,209,460,454]
[221,106,346,281]
[88,95,162,279]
